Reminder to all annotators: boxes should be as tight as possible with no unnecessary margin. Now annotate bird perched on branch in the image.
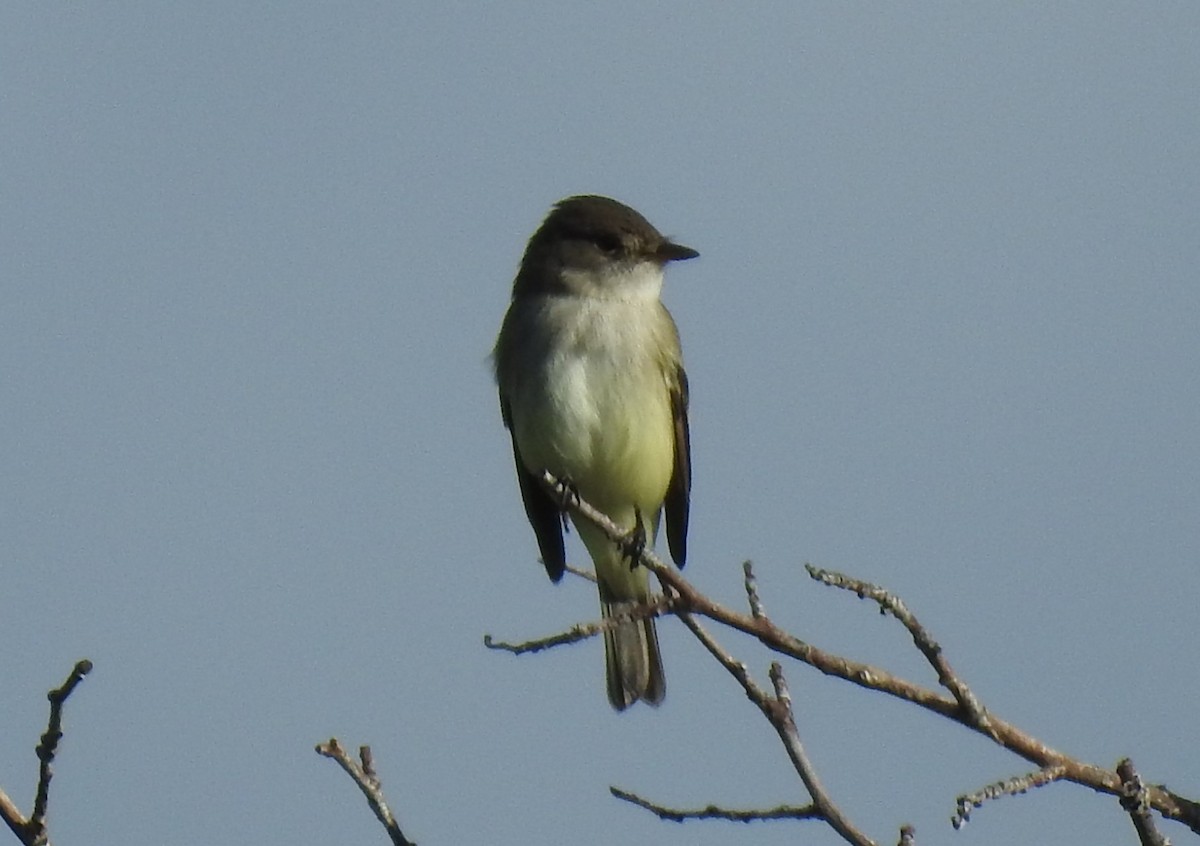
[494,195,695,709]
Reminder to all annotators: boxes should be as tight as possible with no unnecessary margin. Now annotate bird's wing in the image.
[500,396,566,582]
[664,363,691,568]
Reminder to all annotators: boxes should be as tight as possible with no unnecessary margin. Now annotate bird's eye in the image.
[594,233,623,255]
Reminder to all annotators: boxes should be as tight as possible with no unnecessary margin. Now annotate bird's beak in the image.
[657,241,699,263]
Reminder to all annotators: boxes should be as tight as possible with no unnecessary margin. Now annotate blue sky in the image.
[3,5,1198,845]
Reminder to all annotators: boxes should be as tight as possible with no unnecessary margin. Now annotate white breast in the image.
[511,286,676,516]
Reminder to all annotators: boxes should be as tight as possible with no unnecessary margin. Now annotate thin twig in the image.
[676,611,770,704]
[1118,758,1171,846]
[483,621,606,654]
[953,765,1067,829]
[0,787,26,844]
[609,786,816,822]
[743,560,767,620]
[563,562,597,583]
[483,595,670,654]
[316,738,415,846]
[673,611,874,844]
[767,664,876,846]
[0,659,92,846]
[806,565,993,736]
[0,790,28,845]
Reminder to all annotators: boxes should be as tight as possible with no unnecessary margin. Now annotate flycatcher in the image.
[493,195,695,710]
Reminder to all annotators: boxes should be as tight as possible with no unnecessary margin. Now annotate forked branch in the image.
[315,738,416,846]
[485,472,1200,842]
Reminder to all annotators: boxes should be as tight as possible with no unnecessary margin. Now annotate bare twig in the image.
[483,594,671,654]
[743,560,767,619]
[769,663,877,846]
[32,661,92,831]
[610,786,816,822]
[563,562,597,583]
[671,609,874,844]
[0,659,92,846]
[806,565,994,737]
[953,765,1067,829]
[0,791,26,844]
[483,621,606,655]
[676,610,770,705]
[1118,758,1171,846]
[528,472,1200,836]
[315,739,415,846]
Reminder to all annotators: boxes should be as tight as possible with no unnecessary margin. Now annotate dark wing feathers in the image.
[664,364,691,568]
[501,398,566,582]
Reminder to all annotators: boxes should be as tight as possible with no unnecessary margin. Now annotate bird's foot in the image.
[548,474,579,534]
[620,511,647,570]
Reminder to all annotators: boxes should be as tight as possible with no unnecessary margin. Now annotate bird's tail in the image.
[601,599,665,710]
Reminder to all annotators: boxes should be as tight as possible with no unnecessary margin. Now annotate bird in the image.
[493,194,695,709]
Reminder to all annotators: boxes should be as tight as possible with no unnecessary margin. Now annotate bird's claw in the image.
[620,513,647,570]
[550,474,579,533]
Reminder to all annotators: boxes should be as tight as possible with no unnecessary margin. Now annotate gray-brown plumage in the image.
[494,195,695,709]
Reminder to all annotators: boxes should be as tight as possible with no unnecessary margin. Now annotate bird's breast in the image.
[511,300,676,514]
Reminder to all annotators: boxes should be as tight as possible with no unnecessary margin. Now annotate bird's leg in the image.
[620,508,648,570]
[549,473,579,534]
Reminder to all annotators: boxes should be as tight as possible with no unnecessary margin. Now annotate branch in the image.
[669,600,874,843]
[483,621,606,655]
[952,765,1067,829]
[0,793,24,846]
[315,739,416,846]
[609,786,817,822]
[806,565,994,737]
[534,471,1200,837]
[1118,758,1171,846]
[0,659,92,846]
[766,662,877,846]
[483,594,670,655]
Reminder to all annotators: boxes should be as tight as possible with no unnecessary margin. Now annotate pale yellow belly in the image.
[513,350,675,522]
